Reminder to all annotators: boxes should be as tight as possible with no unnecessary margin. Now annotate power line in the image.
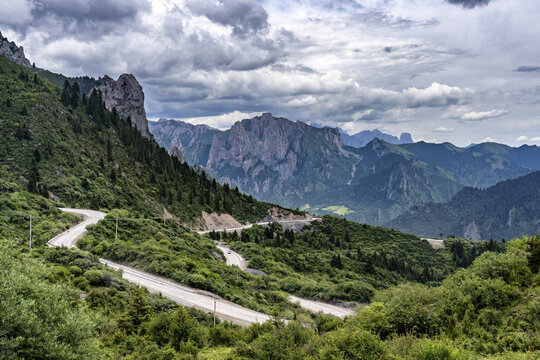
[0,223,26,235]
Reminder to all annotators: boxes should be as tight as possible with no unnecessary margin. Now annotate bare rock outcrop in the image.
[95,74,150,138]
[170,146,186,164]
[0,32,32,68]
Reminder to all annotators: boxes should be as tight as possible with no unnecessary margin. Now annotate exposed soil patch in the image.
[202,211,243,231]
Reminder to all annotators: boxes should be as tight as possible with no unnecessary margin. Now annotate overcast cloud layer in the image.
[1,0,539,146]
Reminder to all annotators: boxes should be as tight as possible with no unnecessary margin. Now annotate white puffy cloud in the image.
[460,109,508,121]
[435,126,455,132]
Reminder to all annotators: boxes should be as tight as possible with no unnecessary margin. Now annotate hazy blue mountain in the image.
[387,171,540,240]
[339,128,414,148]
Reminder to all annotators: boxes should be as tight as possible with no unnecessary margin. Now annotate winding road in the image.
[48,209,270,326]
[197,218,317,235]
[215,241,356,318]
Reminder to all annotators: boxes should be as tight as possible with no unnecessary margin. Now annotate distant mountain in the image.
[339,128,414,148]
[150,115,463,224]
[387,171,540,240]
[150,115,540,226]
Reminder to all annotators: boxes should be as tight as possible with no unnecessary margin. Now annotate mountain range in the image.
[387,171,540,240]
[149,116,540,228]
[339,128,413,148]
[4,30,539,240]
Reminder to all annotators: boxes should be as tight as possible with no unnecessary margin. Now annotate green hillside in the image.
[2,196,538,359]
[0,55,270,225]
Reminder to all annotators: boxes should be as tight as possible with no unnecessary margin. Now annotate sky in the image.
[1,0,540,146]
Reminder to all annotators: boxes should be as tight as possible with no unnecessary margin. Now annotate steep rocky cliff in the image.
[149,113,466,224]
[169,146,186,164]
[95,74,150,138]
[0,32,31,68]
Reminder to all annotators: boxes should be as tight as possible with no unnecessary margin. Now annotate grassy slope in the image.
[0,55,271,224]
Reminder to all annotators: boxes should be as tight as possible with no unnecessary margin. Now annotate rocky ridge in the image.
[95,74,150,138]
[0,32,31,68]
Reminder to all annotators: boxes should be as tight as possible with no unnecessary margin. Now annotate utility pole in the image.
[213,299,217,327]
[115,217,118,241]
[29,214,32,250]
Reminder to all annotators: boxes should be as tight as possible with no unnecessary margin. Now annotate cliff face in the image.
[95,74,150,138]
[206,113,346,182]
[148,114,467,225]
[169,146,186,164]
[0,32,32,68]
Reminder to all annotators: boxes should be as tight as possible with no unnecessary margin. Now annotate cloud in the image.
[481,136,496,143]
[153,111,262,130]
[435,126,454,133]
[445,0,493,9]
[515,65,540,73]
[1,0,151,39]
[460,109,507,121]
[0,0,33,25]
[186,0,269,36]
[516,135,540,142]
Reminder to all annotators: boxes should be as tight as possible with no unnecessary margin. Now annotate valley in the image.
[1,24,539,360]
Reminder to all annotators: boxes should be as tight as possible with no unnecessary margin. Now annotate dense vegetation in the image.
[388,171,540,240]
[215,216,504,302]
[0,55,271,225]
[78,210,312,317]
[1,50,538,359]
[1,195,538,359]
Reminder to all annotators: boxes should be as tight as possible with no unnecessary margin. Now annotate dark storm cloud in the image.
[445,0,493,9]
[4,0,151,39]
[31,0,150,22]
[515,65,540,73]
[186,0,269,36]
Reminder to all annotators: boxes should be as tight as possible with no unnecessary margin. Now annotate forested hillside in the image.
[388,171,540,240]
[1,194,538,359]
[0,55,271,225]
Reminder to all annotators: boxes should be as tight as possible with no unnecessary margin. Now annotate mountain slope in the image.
[387,171,540,240]
[150,117,465,224]
[0,55,271,226]
[400,141,538,188]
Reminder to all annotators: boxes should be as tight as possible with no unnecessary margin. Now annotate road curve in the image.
[216,244,246,270]
[48,209,270,326]
[289,295,355,318]
[216,241,355,318]
[48,208,105,248]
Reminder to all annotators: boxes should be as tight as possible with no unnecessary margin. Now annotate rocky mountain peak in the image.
[95,73,150,138]
[0,32,32,68]
[399,132,414,143]
[170,146,186,164]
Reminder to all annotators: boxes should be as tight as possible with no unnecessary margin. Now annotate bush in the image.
[320,328,390,360]
[84,270,103,286]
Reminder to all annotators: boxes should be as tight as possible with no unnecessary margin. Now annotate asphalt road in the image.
[215,244,246,270]
[289,295,355,318]
[48,208,270,326]
[197,218,317,234]
[48,208,105,248]
[216,240,356,318]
